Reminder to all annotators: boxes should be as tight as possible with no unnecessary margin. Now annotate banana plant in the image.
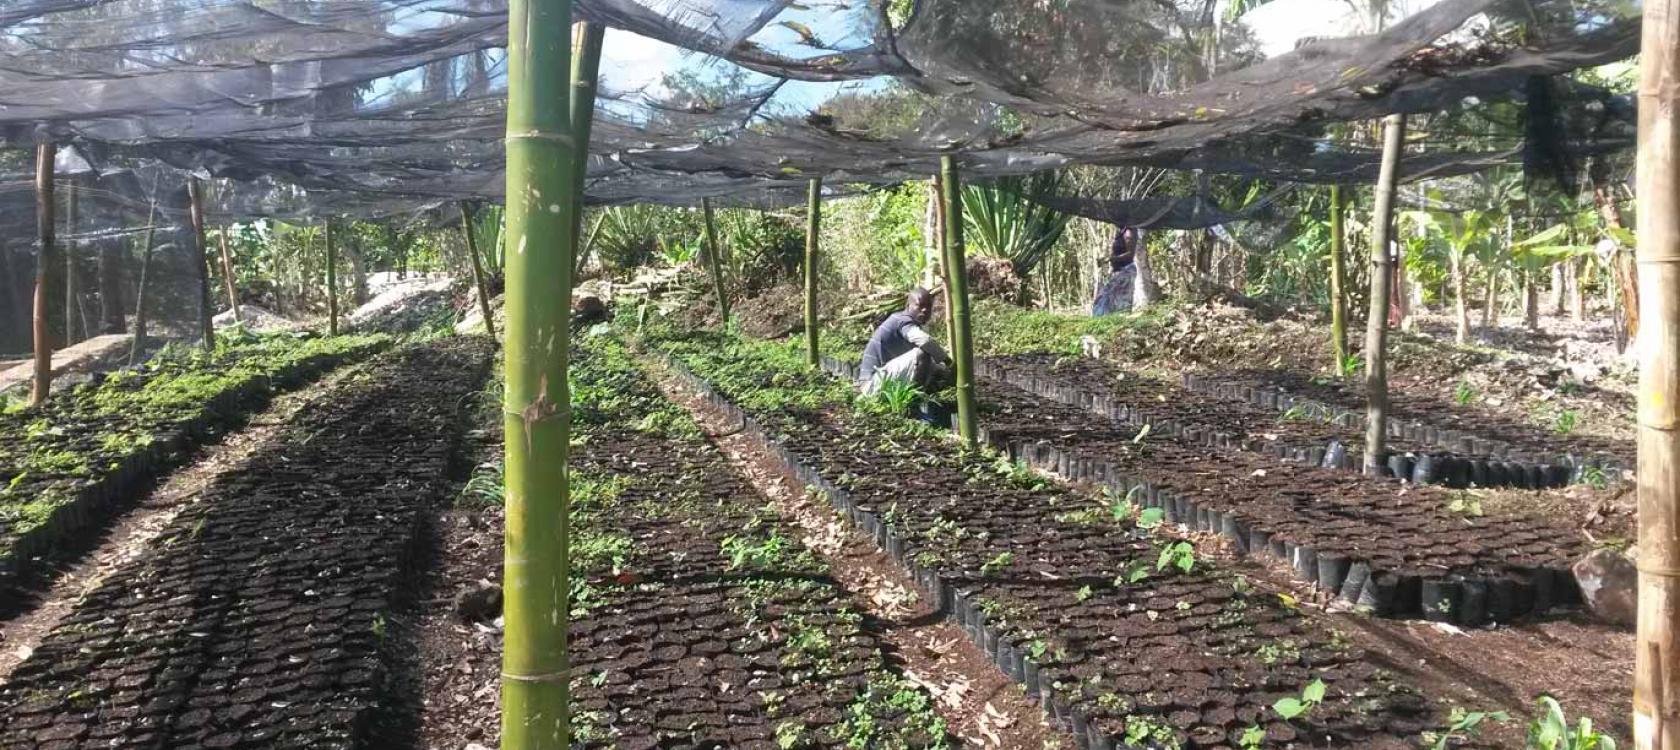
[1406,207,1495,344]
[961,171,1072,304]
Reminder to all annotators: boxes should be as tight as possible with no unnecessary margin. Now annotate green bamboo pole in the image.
[324,221,339,337]
[804,177,822,367]
[940,155,978,448]
[1328,184,1349,373]
[460,202,498,339]
[501,0,584,745]
[700,197,730,325]
[568,21,605,283]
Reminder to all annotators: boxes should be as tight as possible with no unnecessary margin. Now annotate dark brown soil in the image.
[415,337,951,750]
[652,334,1458,749]
[971,372,1588,625]
[0,338,494,750]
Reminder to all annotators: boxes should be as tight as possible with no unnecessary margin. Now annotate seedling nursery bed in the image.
[964,372,1587,626]
[0,332,389,603]
[0,337,492,750]
[642,328,1449,750]
[975,354,1584,489]
[542,335,951,749]
[1184,368,1631,477]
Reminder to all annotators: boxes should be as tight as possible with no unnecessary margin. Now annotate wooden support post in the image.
[940,155,979,448]
[460,202,498,339]
[500,0,592,745]
[64,176,79,345]
[1328,184,1349,372]
[805,177,822,367]
[31,142,56,407]
[1362,113,1405,476]
[1635,0,1680,742]
[128,176,161,366]
[700,197,729,325]
[324,221,339,337]
[186,179,215,351]
[217,226,242,326]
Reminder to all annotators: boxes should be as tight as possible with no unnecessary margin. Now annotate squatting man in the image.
[856,287,956,396]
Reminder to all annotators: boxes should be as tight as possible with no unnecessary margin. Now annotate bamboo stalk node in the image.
[501,671,569,683]
[506,131,577,147]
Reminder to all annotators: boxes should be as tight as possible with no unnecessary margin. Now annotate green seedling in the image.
[1528,696,1615,750]
[981,551,1014,576]
[1424,707,1509,750]
[1454,380,1478,406]
[1273,678,1326,720]
[1156,541,1196,574]
[1554,409,1579,435]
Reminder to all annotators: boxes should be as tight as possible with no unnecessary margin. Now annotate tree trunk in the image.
[941,155,978,448]
[1571,256,1588,320]
[324,221,339,337]
[1551,262,1567,315]
[1363,114,1405,475]
[32,143,56,406]
[186,179,215,351]
[1451,250,1470,344]
[1633,0,1680,741]
[1329,185,1350,368]
[1134,233,1161,307]
[1483,269,1500,329]
[1524,267,1540,330]
[1592,158,1638,350]
[804,177,822,367]
[217,226,243,325]
[500,0,590,743]
[344,240,369,306]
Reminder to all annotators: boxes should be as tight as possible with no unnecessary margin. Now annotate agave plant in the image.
[961,171,1072,303]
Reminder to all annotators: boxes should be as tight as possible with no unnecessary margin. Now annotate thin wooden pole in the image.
[64,176,79,345]
[501,0,586,745]
[940,155,978,448]
[567,21,605,283]
[699,197,729,325]
[31,142,56,407]
[1363,113,1405,476]
[128,175,161,366]
[1634,0,1680,741]
[805,177,822,367]
[1328,184,1349,372]
[217,226,242,325]
[186,179,215,351]
[324,221,339,337]
[460,201,498,339]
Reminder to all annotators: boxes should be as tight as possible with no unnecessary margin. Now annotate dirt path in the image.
[644,357,1076,750]
[0,362,372,679]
